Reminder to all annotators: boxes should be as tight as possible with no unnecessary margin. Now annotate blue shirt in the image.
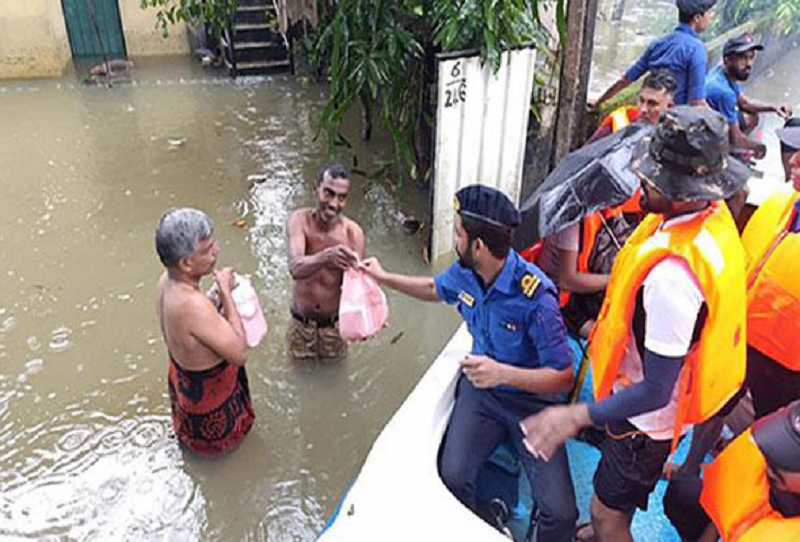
[790,198,800,233]
[706,64,741,125]
[625,24,708,105]
[434,250,573,392]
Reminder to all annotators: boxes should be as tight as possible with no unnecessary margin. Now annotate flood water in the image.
[0,58,460,540]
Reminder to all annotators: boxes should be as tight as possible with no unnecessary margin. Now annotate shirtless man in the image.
[286,163,365,362]
[156,208,255,456]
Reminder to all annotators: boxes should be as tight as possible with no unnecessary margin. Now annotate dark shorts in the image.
[593,419,672,513]
[286,310,347,362]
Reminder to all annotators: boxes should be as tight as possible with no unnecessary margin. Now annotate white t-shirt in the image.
[537,223,580,285]
[613,213,706,440]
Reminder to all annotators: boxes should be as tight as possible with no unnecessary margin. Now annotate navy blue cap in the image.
[777,124,800,152]
[723,32,764,57]
[753,400,800,473]
[676,0,716,16]
[454,185,521,230]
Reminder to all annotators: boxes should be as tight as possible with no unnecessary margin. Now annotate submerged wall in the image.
[0,1,188,80]
[0,0,71,79]
[119,3,189,57]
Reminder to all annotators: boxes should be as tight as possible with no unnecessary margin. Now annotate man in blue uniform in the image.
[362,185,578,541]
[706,32,793,160]
[592,0,715,109]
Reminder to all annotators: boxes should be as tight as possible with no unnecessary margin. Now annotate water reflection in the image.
[0,58,460,540]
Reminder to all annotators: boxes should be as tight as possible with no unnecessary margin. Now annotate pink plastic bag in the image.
[338,268,389,342]
[207,274,268,348]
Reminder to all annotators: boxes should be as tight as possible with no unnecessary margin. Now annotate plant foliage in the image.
[140,0,238,37]
[311,0,564,181]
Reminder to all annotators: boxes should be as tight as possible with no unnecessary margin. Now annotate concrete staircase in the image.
[221,0,292,77]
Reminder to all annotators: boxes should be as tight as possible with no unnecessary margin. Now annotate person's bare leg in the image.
[591,494,633,542]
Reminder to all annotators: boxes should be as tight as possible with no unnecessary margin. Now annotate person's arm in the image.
[592,76,633,109]
[190,268,248,366]
[460,354,573,393]
[349,221,366,260]
[557,249,609,293]
[730,122,767,158]
[361,257,440,302]
[738,93,793,118]
[459,288,575,394]
[286,211,357,279]
[588,349,684,424]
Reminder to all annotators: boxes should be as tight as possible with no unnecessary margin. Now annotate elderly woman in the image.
[155,208,254,457]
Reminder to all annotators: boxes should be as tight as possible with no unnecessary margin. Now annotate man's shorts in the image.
[286,310,347,362]
[593,419,672,513]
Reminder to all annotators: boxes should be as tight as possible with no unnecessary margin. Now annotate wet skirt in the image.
[168,357,255,457]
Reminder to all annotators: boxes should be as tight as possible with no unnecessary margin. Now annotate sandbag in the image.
[339,268,388,342]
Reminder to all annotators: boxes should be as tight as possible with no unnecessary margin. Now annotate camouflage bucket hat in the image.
[630,106,753,201]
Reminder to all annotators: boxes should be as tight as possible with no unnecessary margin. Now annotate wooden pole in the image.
[553,0,600,165]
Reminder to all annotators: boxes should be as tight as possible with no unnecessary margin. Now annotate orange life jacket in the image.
[741,186,800,371]
[588,202,746,453]
[700,428,800,541]
[577,191,642,275]
[596,105,640,135]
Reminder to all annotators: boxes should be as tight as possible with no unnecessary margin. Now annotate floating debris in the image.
[232,219,247,228]
[167,138,186,148]
[402,217,421,235]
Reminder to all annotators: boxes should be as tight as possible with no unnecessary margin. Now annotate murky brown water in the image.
[0,58,460,540]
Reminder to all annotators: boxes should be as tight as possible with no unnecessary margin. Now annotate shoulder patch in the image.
[458,291,475,307]
[520,273,541,298]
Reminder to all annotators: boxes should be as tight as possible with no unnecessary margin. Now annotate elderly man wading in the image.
[155,208,255,457]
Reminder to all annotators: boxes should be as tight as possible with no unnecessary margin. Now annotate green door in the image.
[62,0,126,57]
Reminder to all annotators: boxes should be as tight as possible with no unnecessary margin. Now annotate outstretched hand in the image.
[519,404,591,462]
[326,244,359,270]
[360,257,386,282]
[777,104,793,119]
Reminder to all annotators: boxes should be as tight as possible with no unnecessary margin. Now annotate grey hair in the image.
[155,208,215,268]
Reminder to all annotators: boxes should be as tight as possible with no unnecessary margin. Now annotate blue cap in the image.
[454,185,521,230]
[753,400,800,473]
[723,32,764,57]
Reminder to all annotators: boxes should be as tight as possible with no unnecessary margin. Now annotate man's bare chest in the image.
[305,228,351,255]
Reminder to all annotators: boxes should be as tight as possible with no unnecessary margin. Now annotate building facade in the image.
[0,0,188,80]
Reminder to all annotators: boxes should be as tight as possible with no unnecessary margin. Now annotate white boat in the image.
[318,323,518,541]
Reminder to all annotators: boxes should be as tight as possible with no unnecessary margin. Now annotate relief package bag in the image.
[207,273,268,348]
[338,268,389,342]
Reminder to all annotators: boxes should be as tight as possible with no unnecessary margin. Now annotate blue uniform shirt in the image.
[790,197,800,233]
[434,250,573,392]
[625,24,708,105]
[706,64,742,125]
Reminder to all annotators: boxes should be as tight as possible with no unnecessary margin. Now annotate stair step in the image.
[234,23,273,31]
[237,59,290,70]
[235,41,279,50]
[236,5,275,12]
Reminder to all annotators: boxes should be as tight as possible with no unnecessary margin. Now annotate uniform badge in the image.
[520,273,541,298]
[458,291,475,307]
[501,321,518,332]
[453,195,461,212]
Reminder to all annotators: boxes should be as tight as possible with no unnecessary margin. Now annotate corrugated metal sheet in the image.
[431,45,537,260]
